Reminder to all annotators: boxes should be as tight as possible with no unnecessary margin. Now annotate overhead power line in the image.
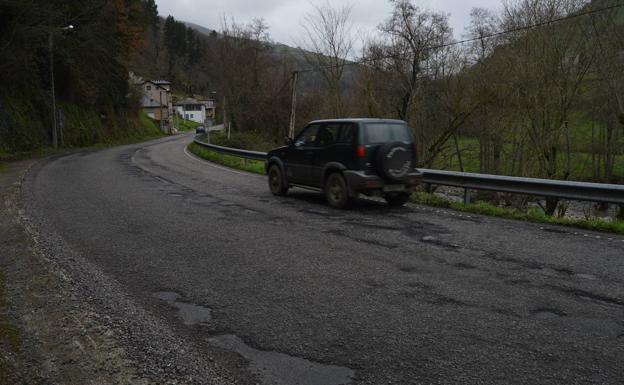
[296,1,624,74]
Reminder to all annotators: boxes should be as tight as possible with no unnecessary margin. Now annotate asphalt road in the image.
[21,133,624,384]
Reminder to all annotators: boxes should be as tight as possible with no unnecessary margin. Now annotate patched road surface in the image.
[19,133,624,384]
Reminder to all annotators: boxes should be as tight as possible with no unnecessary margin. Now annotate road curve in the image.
[21,133,624,384]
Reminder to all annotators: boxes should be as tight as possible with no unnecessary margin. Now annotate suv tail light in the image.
[356,145,366,158]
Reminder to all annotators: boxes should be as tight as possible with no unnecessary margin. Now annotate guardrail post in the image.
[463,189,471,205]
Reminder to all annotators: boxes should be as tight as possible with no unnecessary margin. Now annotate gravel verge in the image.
[1,155,244,384]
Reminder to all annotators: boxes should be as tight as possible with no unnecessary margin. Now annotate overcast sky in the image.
[156,0,503,52]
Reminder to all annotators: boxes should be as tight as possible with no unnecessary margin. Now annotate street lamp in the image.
[49,24,74,150]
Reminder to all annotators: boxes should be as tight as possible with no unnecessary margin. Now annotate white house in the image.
[174,98,216,125]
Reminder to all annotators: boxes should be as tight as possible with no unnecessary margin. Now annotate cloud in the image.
[155,0,504,48]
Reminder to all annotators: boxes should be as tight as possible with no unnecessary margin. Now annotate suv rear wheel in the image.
[268,164,288,196]
[384,192,411,207]
[325,173,351,209]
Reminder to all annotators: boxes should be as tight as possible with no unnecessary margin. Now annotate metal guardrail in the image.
[193,138,624,205]
[194,138,266,161]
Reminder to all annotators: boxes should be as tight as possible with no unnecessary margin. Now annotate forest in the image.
[0,0,165,154]
[1,0,623,196]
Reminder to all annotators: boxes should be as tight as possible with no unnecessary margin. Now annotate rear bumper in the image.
[343,170,423,197]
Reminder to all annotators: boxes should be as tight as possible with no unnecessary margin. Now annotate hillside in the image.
[181,20,358,89]
[0,0,163,157]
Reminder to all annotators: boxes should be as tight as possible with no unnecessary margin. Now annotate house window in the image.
[147,86,151,91]
[190,114,194,118]
[185,114,189,119]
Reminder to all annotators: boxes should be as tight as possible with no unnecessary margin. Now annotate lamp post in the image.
[207,90,216,128]
[49,24,74,150]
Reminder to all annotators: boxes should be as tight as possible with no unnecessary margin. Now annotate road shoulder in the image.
[0,160,155,384]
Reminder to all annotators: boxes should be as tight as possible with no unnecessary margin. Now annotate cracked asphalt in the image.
[19,133,624,384]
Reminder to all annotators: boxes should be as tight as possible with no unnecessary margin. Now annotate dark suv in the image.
[266,119,423,208]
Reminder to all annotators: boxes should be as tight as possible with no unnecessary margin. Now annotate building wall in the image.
[144,107,170,121]
[143,82,166,103]
[142,81,173,133]
[175,105,206,124]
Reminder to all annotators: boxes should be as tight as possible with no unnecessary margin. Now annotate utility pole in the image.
[222,95,227,130]
[49,32,58,150]
[49,25,73,150]
[159,90,164,133]
[288,71,299,139]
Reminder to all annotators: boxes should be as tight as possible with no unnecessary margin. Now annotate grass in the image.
[412,192,624,235]
[209,131,277,152]
[188,142,266,175]
[437,134,623,182]
[175,118,201,132]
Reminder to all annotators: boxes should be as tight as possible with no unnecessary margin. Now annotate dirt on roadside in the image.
[0,160,160,385]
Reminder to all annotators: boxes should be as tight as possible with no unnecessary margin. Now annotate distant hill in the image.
[182,20,306,61]
[183,21,218,37]
[182,20,358,87]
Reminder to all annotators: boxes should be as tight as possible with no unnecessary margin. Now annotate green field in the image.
[434,135,623,182]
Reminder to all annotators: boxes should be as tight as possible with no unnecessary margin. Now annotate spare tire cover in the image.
[376,142,412,181]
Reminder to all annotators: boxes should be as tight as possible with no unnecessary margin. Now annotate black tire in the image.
[384,192,411,207]
[268,164,288,196]
[376,142,413,182]
[324,173,352,209]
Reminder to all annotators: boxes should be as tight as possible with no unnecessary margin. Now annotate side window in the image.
[318,124,341,147]
[337,123,356,144]
[295,124,320,147]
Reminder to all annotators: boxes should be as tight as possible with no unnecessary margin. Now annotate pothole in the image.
[574,273,597,281]
[209,334,354,385]
[532,308,567,320]
[576,318,624,338]
[153,291,212,326]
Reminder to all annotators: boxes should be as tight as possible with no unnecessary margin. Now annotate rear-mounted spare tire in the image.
[375,142,412,182]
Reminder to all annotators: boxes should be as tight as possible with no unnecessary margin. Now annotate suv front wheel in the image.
[325,173,351,209]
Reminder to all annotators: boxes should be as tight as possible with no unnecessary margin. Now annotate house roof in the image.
[175,98,204,106]
[141,80,171,90]
[308,118,407,125]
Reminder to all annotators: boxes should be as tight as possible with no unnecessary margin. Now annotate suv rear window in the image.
[362,123,411,144]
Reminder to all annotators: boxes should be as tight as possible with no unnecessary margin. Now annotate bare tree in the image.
[300,2,354,117]
[376,0,452,121]
[464,7,504,174]
[587,5,624,183]
[218,18,292,136]
[358,1,475,167]
[501,0,594,214]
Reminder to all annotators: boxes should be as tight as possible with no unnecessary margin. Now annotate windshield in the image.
[362,123,411,144]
